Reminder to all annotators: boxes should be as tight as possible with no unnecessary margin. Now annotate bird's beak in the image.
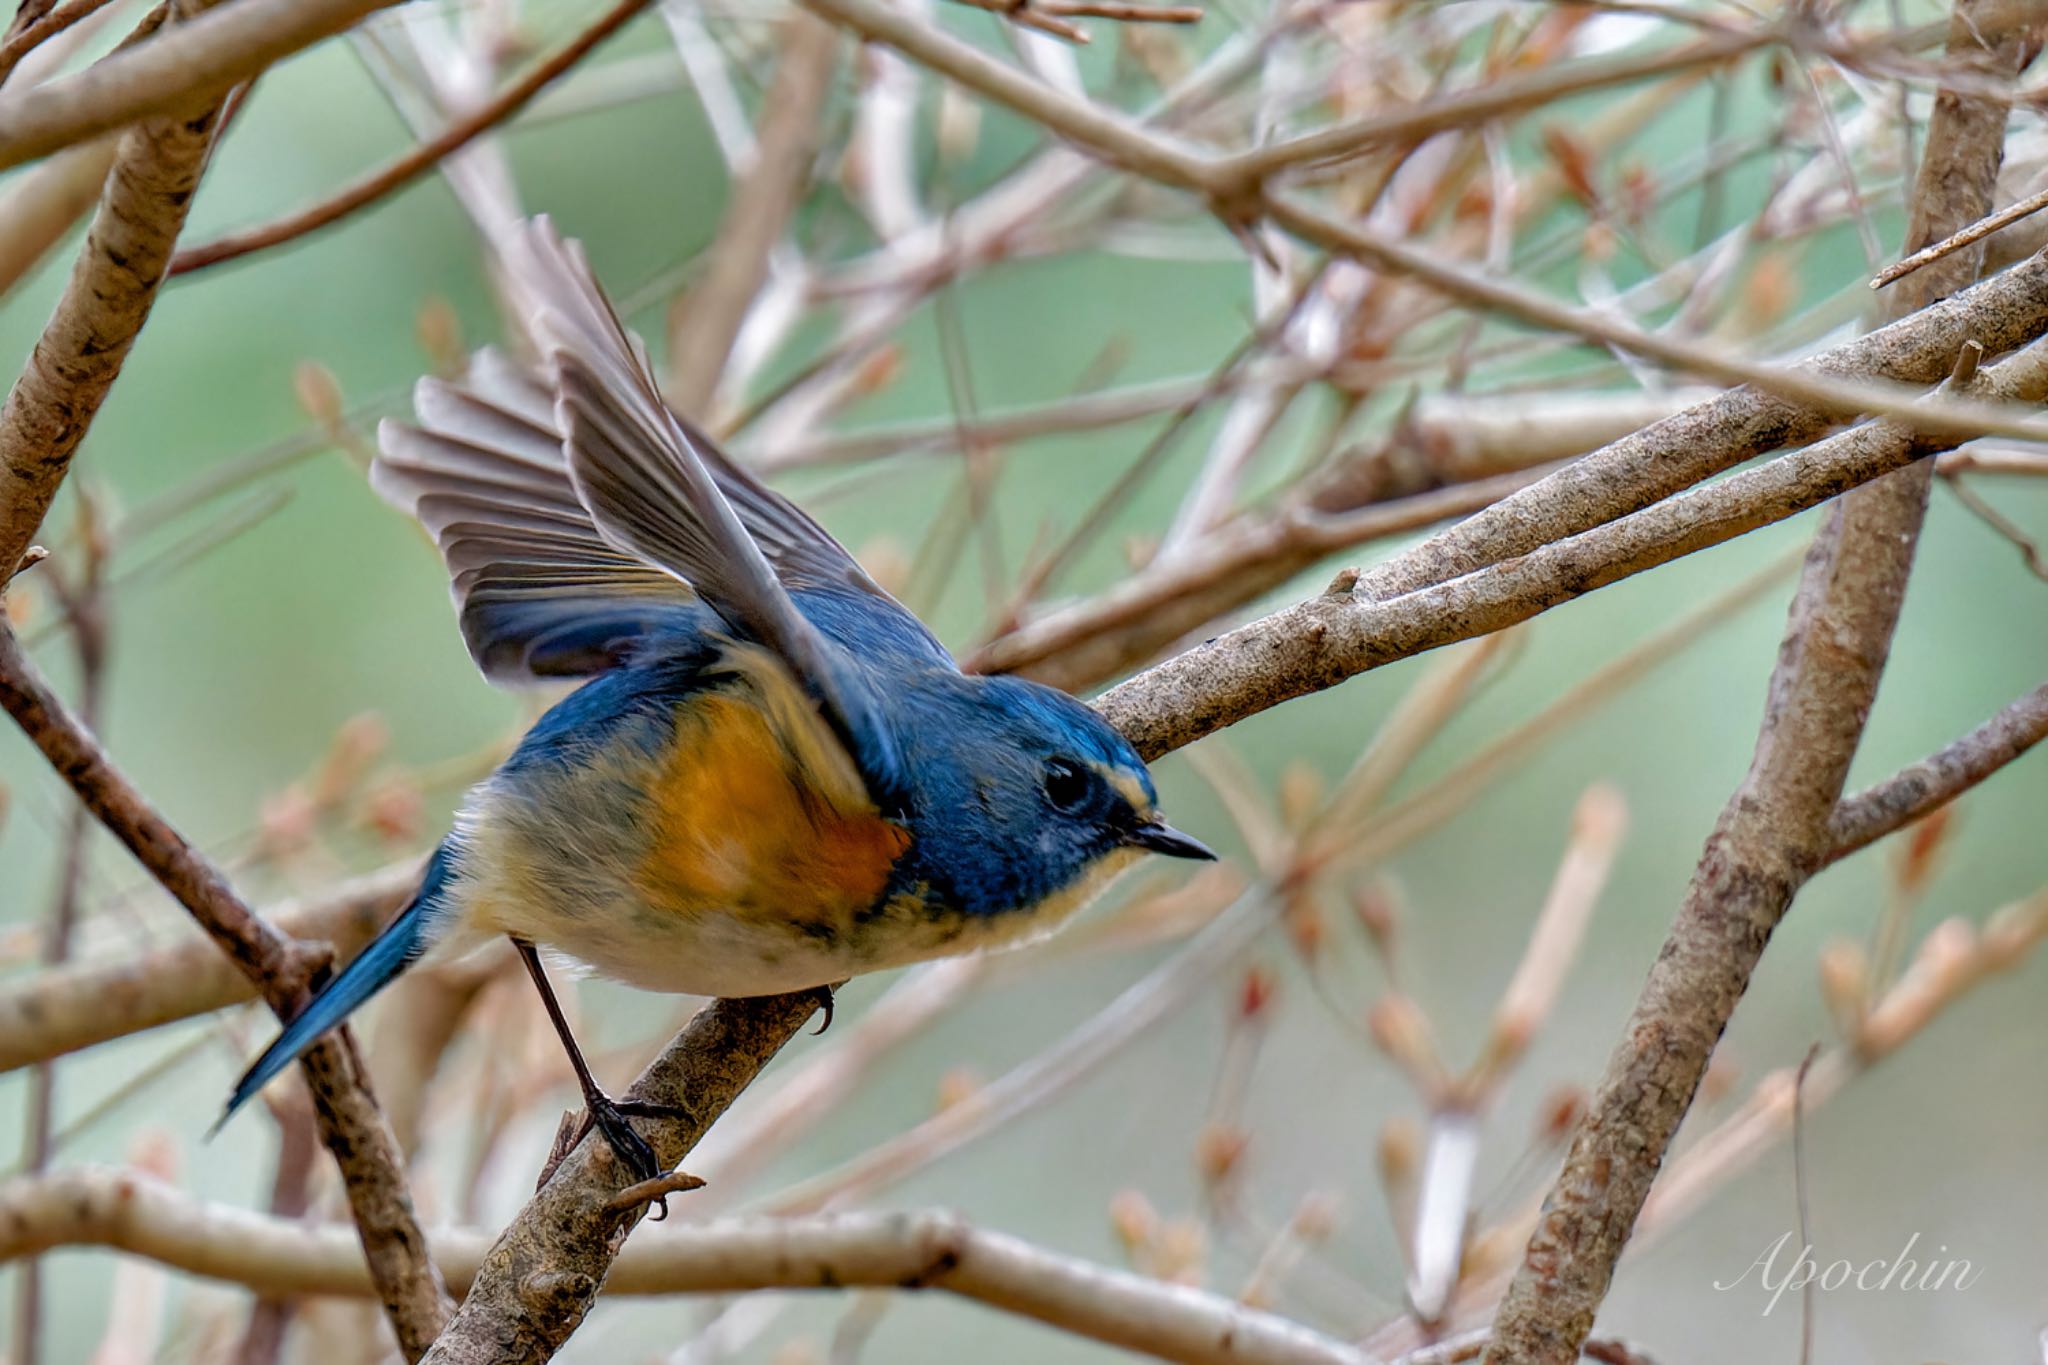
[1125,818,1217,862]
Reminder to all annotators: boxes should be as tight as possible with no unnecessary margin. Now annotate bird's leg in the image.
[514,940,692,1214]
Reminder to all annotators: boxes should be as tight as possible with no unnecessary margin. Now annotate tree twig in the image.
[0,0,403,175]
[169,0,656,276]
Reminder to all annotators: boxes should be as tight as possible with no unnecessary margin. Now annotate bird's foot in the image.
[537,1092,699,1219]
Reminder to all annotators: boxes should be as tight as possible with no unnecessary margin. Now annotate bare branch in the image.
[418,993,821,1364]
[1094,332,2048,761]
[170,0,656,277]
[0,862,414,1073]
[0,0,403,175]
[1482,3,2035,1355]
[1827,683,2048,862]
[0,1165,1369,1365]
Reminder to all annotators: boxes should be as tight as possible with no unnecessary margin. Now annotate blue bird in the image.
[222,219,1213,1188]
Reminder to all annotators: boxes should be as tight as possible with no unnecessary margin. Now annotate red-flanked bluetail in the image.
[220,219,1213,1187]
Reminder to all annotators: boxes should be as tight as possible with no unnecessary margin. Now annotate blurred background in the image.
[2,0,2046,1361]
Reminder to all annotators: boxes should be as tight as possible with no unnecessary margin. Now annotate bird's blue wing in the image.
[511,218,912,805]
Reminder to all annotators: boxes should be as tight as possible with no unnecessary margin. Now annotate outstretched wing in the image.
[374,332,950,683]
[506,217,913,806]
[374,349,702,682]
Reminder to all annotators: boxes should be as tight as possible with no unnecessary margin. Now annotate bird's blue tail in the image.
[216,844,460,1130]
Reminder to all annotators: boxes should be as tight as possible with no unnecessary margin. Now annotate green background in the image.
[1,7,2045,1362]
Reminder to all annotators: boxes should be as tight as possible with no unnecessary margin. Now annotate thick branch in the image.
[0,631,452,1358]
[1093,335,2048,761]
[0,7,224,588]
[0,1166,1364,1365]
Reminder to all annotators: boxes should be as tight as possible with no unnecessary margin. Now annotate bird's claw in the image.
[807,983,836,1035]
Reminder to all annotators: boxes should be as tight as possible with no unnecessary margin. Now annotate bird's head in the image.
[894,673,1214,918]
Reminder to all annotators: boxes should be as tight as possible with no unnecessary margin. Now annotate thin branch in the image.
[0,861,415,1073]
[1218,24,1776,183]
[663,12,839,414]
[946,0,1202,45]
[0,0,404,175]
[0,1167,1371,1365]
[170,0,656,276]
[1826,682,2048,862]
[0,0,121,89]
[0,630,452,1358]
[1873,181,2048,290]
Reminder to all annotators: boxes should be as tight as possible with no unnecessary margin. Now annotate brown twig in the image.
[1873,181,2048,290]
[0,861,414,1073]
[946,0,1201,45]
[0,629,452,1358]
[170,0,656,276]
[0,0,119,89]
[1825,682,2048,862]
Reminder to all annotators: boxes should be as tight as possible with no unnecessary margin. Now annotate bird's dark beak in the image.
[1126,818,1217,862]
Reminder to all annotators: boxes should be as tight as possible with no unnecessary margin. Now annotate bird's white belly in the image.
[448,830,1145,998]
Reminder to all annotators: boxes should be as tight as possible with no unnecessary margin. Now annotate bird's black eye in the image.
[1043,758,1092,813]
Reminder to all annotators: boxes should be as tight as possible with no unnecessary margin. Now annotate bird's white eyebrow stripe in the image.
[1093,762,1153,816]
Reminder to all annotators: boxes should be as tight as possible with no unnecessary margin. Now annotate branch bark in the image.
[1093,331,2048,761]
[418,993,821,1364]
